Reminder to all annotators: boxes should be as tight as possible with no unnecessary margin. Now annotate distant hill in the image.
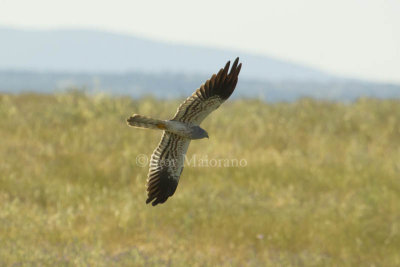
[0,28,332,82]
[1,28,400,101]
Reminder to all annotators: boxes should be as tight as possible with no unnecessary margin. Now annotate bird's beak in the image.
[206,135,209,139]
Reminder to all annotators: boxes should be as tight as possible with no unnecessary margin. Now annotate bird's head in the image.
[191,126,209,139]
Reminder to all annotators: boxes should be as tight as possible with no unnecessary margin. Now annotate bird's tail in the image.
[127,114,167,130]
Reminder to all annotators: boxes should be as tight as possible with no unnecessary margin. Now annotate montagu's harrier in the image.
[127,58,242,206]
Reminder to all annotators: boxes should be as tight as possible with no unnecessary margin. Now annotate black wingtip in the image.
[126,117,133,126]
[231,57,239,70]
[213,57,242,100]
[146,168,178,206]
[224,60,231,70]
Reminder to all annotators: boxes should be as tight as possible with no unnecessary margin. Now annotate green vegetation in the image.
[1,91,400,266]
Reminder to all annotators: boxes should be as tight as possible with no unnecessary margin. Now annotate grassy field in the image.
[0,91,400,266]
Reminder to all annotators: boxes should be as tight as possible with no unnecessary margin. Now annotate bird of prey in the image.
[127,58,242,206]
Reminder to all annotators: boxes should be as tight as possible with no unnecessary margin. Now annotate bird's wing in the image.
[146,131,191,206]
[172,57,242,124]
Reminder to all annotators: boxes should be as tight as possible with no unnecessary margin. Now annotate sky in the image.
[0,0,399,83]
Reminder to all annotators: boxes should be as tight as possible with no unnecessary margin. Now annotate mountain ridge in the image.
[0,27,333,82]
[1,27,399,101]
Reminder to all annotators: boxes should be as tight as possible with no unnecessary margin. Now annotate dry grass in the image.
[1,91,400,266]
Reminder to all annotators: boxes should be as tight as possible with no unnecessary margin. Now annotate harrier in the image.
[127,58,242,206]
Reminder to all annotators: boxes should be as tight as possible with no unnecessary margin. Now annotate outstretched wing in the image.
[146,132,190,206]
[172,57,242,124]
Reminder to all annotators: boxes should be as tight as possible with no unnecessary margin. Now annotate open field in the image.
[1,91,400,266]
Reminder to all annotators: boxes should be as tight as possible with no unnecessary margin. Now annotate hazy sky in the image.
[1,0,399,83]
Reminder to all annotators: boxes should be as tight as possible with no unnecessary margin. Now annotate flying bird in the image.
[127,58,242,206]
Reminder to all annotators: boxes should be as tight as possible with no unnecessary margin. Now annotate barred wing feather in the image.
[146,132,190,206]
[172,57,242,124]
